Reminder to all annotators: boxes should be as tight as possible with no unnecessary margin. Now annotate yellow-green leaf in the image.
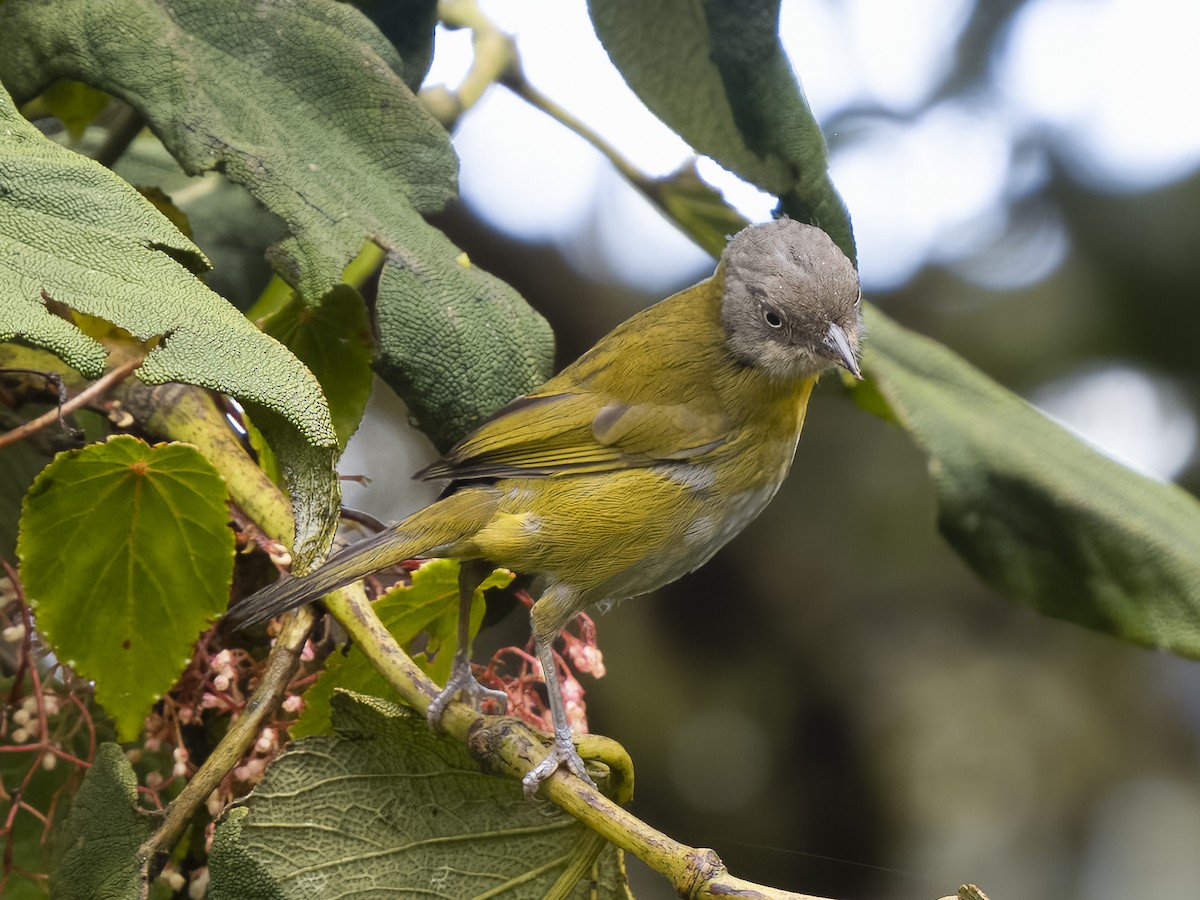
[254,285,373,450]
[18,436,234,739]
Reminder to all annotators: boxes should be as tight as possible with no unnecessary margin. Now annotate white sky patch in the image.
[1031,365,1197,482]
[831,100,1013,289]
[426,0,1200,293]
[583,167,716,292]
[781,0,974,116]
[453,88,602,241]
[422,23,474,91]
[998,0,1200,190]
[480,0,693,176]
[695,157,779,225]
[846,0,976,113]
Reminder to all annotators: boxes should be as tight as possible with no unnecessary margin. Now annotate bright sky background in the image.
[410,0,1200,481]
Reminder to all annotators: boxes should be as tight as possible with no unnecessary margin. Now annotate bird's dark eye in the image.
[762,307,783,329]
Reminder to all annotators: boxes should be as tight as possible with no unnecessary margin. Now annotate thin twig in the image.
[421,0,518,127]
[140,606,316,878]
[0,369,81,441]
[0,355,145,451]
[500,70,656,195]
[94,104,145,169]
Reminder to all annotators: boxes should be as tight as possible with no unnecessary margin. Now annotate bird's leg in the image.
[427,558,507,728]
[521,620,597,796]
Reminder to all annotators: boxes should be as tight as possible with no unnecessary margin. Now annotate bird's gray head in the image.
[719,219,862,381]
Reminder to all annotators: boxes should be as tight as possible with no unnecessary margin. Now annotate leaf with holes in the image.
[18,436,234,739]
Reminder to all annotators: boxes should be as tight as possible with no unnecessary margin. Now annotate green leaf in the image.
[209,693,630,900]
[18,436,234,739]
[1,0,555,450]
[290,559,512,738]
[253,285,374,449]
[27,79,109,141]
[651,162,751,258]
[374,230,555,450]
[0,82,339,564]
[101,129,287,313]
[859,306,1200,656]
[49,744,154,900]
[0,0,454,306]
[588,0,855,263]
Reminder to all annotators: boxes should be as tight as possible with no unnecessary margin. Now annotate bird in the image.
[227,218,862,795]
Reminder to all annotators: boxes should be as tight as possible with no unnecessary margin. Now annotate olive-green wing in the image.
[417,389,731,481]
[419,277,732,481]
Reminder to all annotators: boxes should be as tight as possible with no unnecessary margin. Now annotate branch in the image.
[0,354,143,451]
[418,0,747,260]
[93,103,145,169]
[421,0,519,127]
[139,606,315,879]
[323,586,832,900]
[115,379,306,877]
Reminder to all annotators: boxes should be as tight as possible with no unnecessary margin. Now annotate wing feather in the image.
[418,280,733,482]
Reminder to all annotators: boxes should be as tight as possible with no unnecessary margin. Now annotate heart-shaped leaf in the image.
[18,436,234,738]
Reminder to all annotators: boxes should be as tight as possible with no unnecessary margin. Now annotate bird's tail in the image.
[225,486,500,628]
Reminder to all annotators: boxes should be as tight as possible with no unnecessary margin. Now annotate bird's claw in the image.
[521,728,596,797]
[427,655,507,729]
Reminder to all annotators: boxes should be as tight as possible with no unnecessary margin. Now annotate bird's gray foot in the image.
[427,649,507,728]
[521,726,596,797]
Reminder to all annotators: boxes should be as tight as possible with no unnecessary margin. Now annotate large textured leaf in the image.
[0,0,453,304]
[252,284,374,449]
[0,83,339,562]
[859,306,1200,656]
[49,744,154,900]
[375,229,555,450]
[209,693,631,899]
[290,559,513,738]
[0,0,555,448]
[18,436,234,739]
[588,0,855,263]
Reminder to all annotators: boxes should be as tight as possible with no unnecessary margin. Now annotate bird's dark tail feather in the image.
[225,487,500,629]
